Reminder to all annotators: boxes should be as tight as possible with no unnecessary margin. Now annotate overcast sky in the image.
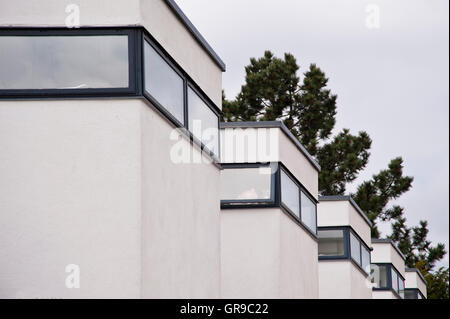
[176,0,449,267]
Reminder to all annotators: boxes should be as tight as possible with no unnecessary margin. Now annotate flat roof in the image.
[406,268,427,285]
[318,195,373,227]
[165,0,226,72]
[371,238,406,261]
[220,121,321,172]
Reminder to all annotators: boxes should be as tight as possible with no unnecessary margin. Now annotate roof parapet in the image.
[165,0,226,72]
[220,121,321,172]
[371,238,406,261]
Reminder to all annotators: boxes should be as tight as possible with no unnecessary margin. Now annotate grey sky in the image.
[176,0,449,267]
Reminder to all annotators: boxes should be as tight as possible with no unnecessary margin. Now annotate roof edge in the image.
[220,121,321,172]
[318,195,373,228]
[165,0,226,72]
[371,238,407,261]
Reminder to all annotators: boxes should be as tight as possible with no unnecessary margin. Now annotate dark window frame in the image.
[220,162,318,238]
[317,228,348,259]
[371,262,405,298]
[0,27,140,98]
[220,162,278,207]
[318,225,372,275]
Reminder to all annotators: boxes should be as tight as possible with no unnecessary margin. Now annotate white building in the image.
[0,0,429,301]
[219,121,320,298]
[0,0,224,298]
[317,196,373,299]
[371,239,406,299]
[404,268,427,299]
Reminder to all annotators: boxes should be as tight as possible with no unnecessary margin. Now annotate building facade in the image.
[317,196,373,299]
[404,268,427,299]
[0,0,429,300]
[219,122,320,298]
[371,239,406,299]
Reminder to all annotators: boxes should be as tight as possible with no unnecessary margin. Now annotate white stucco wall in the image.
[349,263,372,299]
[220,127,318,199]
[317,200,371,247]
[0,99,142,298]
[405,271,427,298]
[220,208,318,298]
[0,0,223,108]
[0,98,221,298]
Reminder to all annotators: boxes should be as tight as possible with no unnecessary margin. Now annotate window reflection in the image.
[188,87,219,157]
[371,264,389,288]
[0,36,129,89]
[144,41,184,123]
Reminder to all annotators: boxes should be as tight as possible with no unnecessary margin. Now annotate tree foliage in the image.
[352,157,413,237]
[423,266,450,299]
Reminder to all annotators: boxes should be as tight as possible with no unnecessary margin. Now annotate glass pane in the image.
[221,167,273,201]
[188,87,219,157]
[318,230,345,256]
[417,292,423,299]
[361,246,371,274]
[350,232,361,265]
[391,268,399,293]
[404,290,416,299]
[280,170,300,218]
[144,41,184,123]
[371,264,389,288]
[300,191,316,233]
[399,277,405,298]
[0,35,129,89]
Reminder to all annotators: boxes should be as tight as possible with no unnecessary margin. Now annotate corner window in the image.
[0,35,129,90]
[371,264,389,288]
[188,87,219,157]
[0,28,222,163]
[221,163,317,236]
[318,229,345,257]
[221,166,274,202]
[319,226,371,275]
[371,263,405,298]
[280,169,300,218]
[144,40,184,124]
